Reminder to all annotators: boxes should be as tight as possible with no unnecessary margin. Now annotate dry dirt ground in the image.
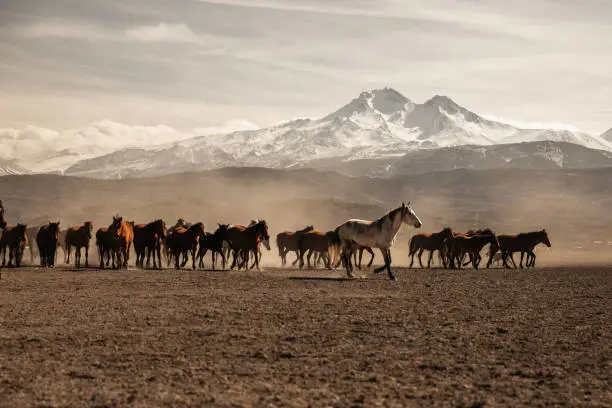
[0,266,609,407]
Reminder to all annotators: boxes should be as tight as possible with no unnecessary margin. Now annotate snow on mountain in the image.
[601,128,612,142]
[498,129,612,152]
[47,88,612,178]
[0,158,30,176]
[0,120,257,173]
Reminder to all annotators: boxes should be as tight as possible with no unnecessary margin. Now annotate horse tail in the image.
[276,234,283,258]
[327,227,342,268]
[408,235,416,255]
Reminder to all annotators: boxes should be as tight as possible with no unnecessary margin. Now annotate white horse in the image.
[329,202,422,280]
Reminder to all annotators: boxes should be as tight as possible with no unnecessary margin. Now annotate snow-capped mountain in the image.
[601,128,612,142]
[62,88,612,179]
[0,158,30,176]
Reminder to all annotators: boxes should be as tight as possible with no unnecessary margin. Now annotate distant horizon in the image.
[0,87,607,136]
[1,0,610,135]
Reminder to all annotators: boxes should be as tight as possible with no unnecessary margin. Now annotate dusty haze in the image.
[1,167,611,267]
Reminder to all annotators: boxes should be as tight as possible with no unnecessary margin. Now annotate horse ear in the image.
[407,201,411,206]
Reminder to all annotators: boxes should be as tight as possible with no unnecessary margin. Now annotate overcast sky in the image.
[1,0,611,134]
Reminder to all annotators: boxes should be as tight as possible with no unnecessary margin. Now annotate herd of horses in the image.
[0,200,551,280]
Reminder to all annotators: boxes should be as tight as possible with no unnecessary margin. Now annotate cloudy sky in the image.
[1,0,611,134]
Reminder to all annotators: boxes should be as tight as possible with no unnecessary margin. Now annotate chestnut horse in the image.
[298,230,337,269]
[409,227,454,268]
[329,202,422,280]
[1,224,27,267]
[36,222,61,267]
[109,216,134,268]
[228,220,270,271]
[166,222,205,270]
[197,224,230,270]
[487,230,551,269]
[66,221,94,268]
[276,225,314,267]
[133,219,167,269]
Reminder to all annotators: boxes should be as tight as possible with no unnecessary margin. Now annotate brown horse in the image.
[298,230,337,269]
[487,230,551,269]
[65,222,94,268]
[96,227,122,269]
[36,222,61,267]
[1,224,27,267]
[449,230,499,270]
[109,216,134,268]
[276,225,314,267]
[133,219,167,269]
[409,227,454,268]
[165,222,205,270]
[228,220,270,271]
[197,224,230,270]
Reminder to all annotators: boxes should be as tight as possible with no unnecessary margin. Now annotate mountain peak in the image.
[425,95,461,111]
[323,87,413,121]
[601,127,612,142]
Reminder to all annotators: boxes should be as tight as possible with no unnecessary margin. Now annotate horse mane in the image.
[372,205,404,230]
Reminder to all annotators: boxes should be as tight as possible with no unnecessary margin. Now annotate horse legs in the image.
[66,244,72,264]
[519,252,525,268]
[291,251,301,267]
[374,248,387,275]
[384,248,395,280]
[427,250,434,268]
[417,248,424,268]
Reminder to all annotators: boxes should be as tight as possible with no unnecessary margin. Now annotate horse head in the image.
[401,202,422,228]
[441,227,453,238]
[540,229,552,247]
[191,222,206,238]
[85,221,94,238]
[215,223,230,240]
[110,216,123,237]
[159,219,168,239]
[256,220,271,250]
[49,221,60,232]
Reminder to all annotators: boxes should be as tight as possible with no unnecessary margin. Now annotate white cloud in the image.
[125,23,202,44]
[14,21,202,44]
[194,119,259,135]
[14,21,115,42]
[0,119,256,172]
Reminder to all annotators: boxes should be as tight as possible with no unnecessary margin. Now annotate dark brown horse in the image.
[276,225,314,267]
[133,219,167,269]
[36,222,61,267]
[1,224,27,267]
[298,230,337,269]
[0,200,6,229]
[450,230,499,270]
[197,224,230,270]
[109,216,134,268]
[96,227,123,269]
[228,220,270,271]
[66,222,94,268]
[409,227,454,268]
[166,222,205,270]
[487,230,552,269]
